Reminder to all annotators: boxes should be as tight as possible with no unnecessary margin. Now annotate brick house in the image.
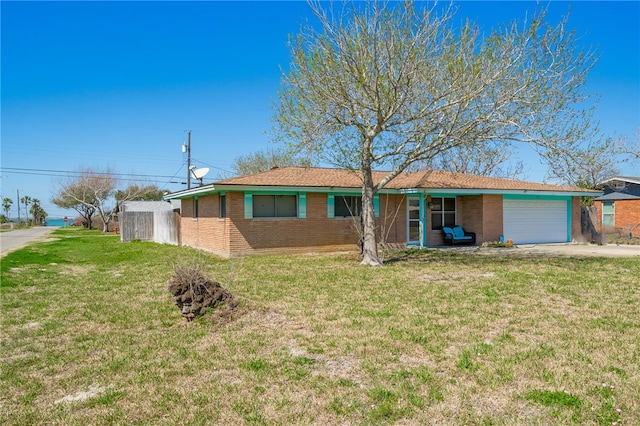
[164,167,601,257]
[593,176,640,238]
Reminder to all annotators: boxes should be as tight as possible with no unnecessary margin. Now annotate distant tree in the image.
[29,199,47,226]
[2,197,12,221]
[20,195,31,224]
[414,140,526,180]
[114,184,165,202]
[231,147,311,176]
[113,184,167,219]
[621,128,640,162]
[273,1,598,265]
[52,169,115,232]
[544,136,625,189]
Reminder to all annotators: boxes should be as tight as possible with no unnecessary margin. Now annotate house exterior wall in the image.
[453,194,503,244]
[179,192,408,256]
[425,194,503,246]
[178,192,588,256]
[603,182,640,197]
[593,199,640,238]
[615,200,640,237]
[179,195,231,256]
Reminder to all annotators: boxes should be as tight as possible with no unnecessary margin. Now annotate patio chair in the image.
[442,226,476,245]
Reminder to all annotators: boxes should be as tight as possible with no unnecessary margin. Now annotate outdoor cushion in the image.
[453,226,472,240]
[453,226,464,238]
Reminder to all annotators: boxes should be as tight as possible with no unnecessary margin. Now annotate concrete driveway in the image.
[516,243,640,258]
[441,243,640,258]
[0,227,59,257]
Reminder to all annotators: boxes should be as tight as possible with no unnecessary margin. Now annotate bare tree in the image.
[273,1,598,265]
[52,169,115,232]
[620,128,640,162]
[544,136,626,190]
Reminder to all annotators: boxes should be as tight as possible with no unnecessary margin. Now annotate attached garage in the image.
[503,198,569,244]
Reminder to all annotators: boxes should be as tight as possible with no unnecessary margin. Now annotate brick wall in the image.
[592,199,640,237]
[179,195,232,257]
[615,200,640,237]
[457,194,504,244]
[180,192,408,256]
[427,194,503,245]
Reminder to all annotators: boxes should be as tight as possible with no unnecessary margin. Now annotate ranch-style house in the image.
[164,167,601,257]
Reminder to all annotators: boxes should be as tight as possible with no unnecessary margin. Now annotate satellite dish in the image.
[192,167,209,180]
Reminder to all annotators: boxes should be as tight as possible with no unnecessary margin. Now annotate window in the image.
[335,196,362,217]
[193,198,199,218]
[219,194,226,218]
[253,195,297,218]
[430,197,456,230]
[602,201,614,226]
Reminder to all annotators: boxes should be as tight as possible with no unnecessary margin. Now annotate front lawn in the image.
[1,228,638,425]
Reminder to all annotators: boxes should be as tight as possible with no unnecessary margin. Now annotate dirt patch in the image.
[54,385,109,404]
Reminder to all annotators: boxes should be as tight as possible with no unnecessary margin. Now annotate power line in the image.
[0,167,181,180]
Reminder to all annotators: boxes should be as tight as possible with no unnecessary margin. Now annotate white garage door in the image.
[503,199,568,244]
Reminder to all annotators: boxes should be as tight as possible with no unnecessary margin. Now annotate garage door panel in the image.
[503,199,567,244]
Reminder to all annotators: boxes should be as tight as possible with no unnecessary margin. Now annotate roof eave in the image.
[598,176,640,186]
[164,184,601,199]
[417,188,602,197]
[163,184,217,200]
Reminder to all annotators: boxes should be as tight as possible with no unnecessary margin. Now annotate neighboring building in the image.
[119,201,180,245]
[164,167,601,257]
[593,176,640,238]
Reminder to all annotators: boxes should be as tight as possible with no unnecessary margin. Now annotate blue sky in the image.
[1,1,639,219]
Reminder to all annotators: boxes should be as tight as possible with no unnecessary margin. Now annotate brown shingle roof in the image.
[217,167,591,193]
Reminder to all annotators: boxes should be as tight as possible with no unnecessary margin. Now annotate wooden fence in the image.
[120,210,179,245]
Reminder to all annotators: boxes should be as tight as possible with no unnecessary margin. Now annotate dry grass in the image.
[1,229,639,425]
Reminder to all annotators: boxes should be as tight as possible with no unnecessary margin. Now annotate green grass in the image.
[1,228,639,425]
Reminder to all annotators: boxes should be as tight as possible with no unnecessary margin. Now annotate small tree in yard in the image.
[273,1,599,265]
[52,169,114,231]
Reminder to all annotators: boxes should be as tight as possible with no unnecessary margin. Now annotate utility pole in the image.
[17,189,20,224]
[186,130,191,189]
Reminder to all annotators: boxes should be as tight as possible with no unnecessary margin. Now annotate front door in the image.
[407,197,423,246]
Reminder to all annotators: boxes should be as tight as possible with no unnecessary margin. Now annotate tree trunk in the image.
[360,167,382,266]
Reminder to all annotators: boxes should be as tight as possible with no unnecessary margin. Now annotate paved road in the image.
[0,227,59,257]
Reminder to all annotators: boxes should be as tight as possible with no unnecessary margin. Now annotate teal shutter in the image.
[244,193,253,219]
[298,193,306,219]
[374,195,380,218]
[327,194,335,218]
